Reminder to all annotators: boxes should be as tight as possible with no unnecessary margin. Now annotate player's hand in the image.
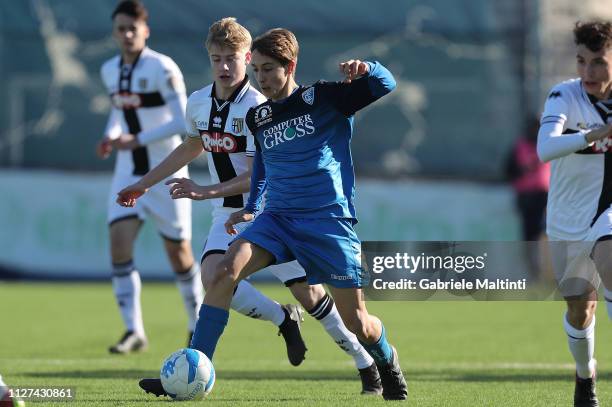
[586,124,612,143]
[165,178,213,200]
[96,138,113,159]
[225,209,255,235]
[116,182,147,207]
[339,59,369,83]
[111,133,141,150]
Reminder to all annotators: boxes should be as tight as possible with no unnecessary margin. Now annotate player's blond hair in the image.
[205,17,251,52]
[252,28,299,67]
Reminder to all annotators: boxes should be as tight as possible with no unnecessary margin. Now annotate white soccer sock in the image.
[605,288,612,321]
[230,280,286,326]
[309,294,374,369]
[564,313,596,379]
[175,263,204,332]
[111,261,145,336]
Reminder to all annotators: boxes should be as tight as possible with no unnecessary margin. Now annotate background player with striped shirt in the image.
[537,20,612,407]
[117,18,382,396]
[98,0,202,354]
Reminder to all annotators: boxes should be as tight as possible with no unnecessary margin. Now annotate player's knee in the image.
[209,260,240,291]
[165,241,193,271]
[110,240,133,263]
[567,301,597,327]
[168,251,193,272]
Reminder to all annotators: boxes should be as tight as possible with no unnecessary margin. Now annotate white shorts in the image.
[107,172,192,241]
[549,207,612,297]
[200,211,307,285]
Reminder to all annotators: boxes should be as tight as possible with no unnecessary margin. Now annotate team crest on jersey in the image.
[138,78,148,90]
[254,105,273,125]
[212,116,223,128]
[302,86,315,105]
[548,91,562,99]
[232,118,244,134]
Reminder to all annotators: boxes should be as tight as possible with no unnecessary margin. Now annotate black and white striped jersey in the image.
[185,78,265,213]
[101,47,187,177]
[538,78,612,239]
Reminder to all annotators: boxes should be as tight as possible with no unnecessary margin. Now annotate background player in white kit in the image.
[97,0,202,354]
[537,20,612,407]
[117,17,382,396]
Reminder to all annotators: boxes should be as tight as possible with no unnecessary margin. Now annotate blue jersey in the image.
[244,61,396,221]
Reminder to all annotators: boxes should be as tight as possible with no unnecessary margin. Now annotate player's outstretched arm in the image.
[537,85,612,162]
[327,59,396,117]
[166,157,253,201]
[538,123,612,162]
[116,137,203,207]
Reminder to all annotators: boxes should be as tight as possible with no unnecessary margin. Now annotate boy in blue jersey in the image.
[192,28,407,400]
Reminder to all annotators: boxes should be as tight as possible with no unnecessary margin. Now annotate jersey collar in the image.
[119,46,149,68]
[581,80,612,107]
[209,75,251,104]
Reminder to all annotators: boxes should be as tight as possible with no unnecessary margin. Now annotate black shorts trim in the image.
[200,249,226,264]
[108,214,141,227]
[284,276,308,287]
[160,233,186,244]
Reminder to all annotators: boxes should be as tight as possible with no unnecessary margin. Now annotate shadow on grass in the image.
[22,369,360,381]
[414,369,612,383]
[23,368,611,383]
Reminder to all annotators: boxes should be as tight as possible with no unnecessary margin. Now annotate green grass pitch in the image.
[0,282,610,406]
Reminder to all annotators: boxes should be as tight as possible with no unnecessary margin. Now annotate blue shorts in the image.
[237,212,363,288]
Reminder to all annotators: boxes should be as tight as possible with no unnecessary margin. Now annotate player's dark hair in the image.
[574,21,612,52]
[252,28,299,67]
[112,0,148,21]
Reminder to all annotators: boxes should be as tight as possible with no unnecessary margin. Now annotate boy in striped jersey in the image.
[538,20,612,407]
[98,0,201,355]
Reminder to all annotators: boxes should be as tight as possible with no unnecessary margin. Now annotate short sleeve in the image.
[184,96,199,138]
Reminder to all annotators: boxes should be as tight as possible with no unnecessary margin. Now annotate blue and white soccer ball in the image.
[160,348,215,400]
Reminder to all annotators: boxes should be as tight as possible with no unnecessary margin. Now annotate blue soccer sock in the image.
[359,323,393,366]
[190,304,229,360]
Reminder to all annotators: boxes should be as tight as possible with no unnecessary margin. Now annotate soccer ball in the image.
[160,348,215,400]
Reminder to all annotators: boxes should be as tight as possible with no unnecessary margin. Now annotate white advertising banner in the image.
[0,170,520,279]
